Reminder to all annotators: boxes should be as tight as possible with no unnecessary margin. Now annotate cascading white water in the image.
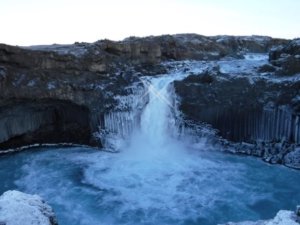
[140,78,174,146]
[132,75,184,151]
[113,74,191,167]
[99,66,194,153]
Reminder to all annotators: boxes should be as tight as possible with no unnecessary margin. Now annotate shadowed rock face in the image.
[0,100,91,149]
[175,75,300,143]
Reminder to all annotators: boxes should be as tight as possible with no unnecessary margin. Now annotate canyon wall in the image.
[1,34,299,166]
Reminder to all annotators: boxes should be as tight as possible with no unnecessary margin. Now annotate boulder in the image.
[0,190,58,225]
[258,64,277,73]
[284,148,300,169]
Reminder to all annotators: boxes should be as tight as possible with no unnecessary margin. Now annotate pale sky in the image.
[0,0,299,46]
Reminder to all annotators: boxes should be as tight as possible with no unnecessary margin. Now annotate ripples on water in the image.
[1,146,300,225]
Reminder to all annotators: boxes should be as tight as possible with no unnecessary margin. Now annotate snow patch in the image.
[0,190,57,225]
[27,80,36,87]
[0,67,6,79]
[0,142,94,155]
[292,39,300,46]
[244,53,269,61]
[23,44,88,57]
[269,74,300,83]
[47,82,56,90]
[218,54,268,75]
[12,74,26,87]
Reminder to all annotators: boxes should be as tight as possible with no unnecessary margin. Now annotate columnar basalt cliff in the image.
[175,75,300,142]
[1,34,300,168]
[0,100,90,149]
[173,38,300,168]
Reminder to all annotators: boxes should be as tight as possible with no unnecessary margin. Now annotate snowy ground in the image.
[0,190,57,225]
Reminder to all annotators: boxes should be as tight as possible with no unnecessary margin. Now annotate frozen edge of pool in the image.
[0,143,100,154]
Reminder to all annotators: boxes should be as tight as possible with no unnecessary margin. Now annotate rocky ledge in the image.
[0,190,58,225]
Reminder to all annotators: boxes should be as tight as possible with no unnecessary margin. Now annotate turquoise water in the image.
[0,146,299,225]
[1,69,300,225]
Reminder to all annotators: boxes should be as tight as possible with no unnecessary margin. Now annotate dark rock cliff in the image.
[0,34,295,155]
[175,75,300,143]
[173,38,300,168]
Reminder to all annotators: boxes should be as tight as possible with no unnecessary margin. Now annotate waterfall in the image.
[139,77,179,147]
[97,66,190,152]
[127,73,189,155]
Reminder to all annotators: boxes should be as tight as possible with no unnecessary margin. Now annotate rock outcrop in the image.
[269,38,300,75]
[0,40,141,150]
[0,190,58,225]
[284,147,300,169]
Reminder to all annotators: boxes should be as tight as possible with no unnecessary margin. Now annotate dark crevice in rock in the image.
[0,99,93,151]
